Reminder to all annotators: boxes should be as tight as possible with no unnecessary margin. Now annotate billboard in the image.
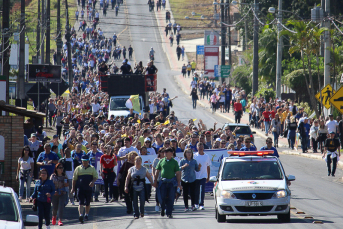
[204,31,220,46]
[204,47,219,78]
[28,64,62,82]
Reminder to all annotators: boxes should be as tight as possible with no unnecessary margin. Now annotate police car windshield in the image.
[0,192,19,222]
[222,161,283,180]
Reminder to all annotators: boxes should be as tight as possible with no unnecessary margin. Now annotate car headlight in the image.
[220,190,237,199]
[273,190,287,198]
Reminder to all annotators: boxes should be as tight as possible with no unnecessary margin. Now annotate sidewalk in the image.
[154,1,343,170]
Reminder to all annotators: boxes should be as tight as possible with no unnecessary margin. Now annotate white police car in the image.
[0,182,38,229]
[210,151,295,223]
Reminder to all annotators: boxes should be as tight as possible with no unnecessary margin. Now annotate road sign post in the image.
[329,86,343,114]
[221,65,231,78]
[315,84,335,110]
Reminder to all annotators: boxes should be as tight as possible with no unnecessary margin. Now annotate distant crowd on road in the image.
[184,68,341,180]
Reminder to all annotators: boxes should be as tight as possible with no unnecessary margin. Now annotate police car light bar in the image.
[229,151,275,157]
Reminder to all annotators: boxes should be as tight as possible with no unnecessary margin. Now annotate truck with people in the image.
[100,73,157,119]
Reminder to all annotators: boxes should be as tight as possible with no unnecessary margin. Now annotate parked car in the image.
[0,182,38,229]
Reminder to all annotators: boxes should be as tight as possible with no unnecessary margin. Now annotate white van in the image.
[108,95,144,119]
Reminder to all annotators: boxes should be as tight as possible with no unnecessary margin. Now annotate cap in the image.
[171,138,177,142]
[31,133,37,137]
[329,114,333,117]
[100,130,106,134]
[144,137,151,142]
[81,155,90,161]
[53,135,58,139]
[329,131,335,134]
[215,138,221,142]
[205,131,211,135]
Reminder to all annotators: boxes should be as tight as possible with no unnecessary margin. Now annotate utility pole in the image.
[41,0,45,64]
[56,0,62,65]
[275,0,282,99]
[214,0,218,27]
[46,0,50,64]
[324,0,330,87]
[252,0,259,96]
[37,0,41,63]
[221,0,226,83]
[3,0,10,105]
[65,0,73,91]
[18,0,26,103]
[226,0,232,66]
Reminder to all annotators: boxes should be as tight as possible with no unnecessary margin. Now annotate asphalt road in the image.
[23,0,343,228]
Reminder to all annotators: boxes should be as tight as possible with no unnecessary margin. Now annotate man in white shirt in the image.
[194,142,211,210]
[118,137,139,159]
[91,100,101,115]
[326,114,339,134]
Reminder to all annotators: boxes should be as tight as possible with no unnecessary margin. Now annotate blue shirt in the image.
[179,158,199,183]
[87,151,103,167]
[152,142,164,151]
[37,151,60,176]
[71,150,86,164]
[31,179,55,202]
[240,145,257,151]
[260,146,279,157]
[185,142,198,152]
[175,147,182,153]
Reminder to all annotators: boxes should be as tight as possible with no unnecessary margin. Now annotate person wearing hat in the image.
[71,155,98,223]
[204,131,213,149]
[323,131,341,176]
[143,138,157,155]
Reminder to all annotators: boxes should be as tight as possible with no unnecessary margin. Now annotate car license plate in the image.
[246,201,263,207]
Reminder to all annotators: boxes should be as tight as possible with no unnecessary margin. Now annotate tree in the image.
[258,25,277,83]
[231,65,252,95]
[281,20,327,118]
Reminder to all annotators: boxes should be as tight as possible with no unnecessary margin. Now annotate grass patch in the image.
[169,0,216,30]
[10,0,78,63]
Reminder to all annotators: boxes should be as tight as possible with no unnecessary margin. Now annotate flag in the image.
[125,95,140,113]
[193,119,197,122]
[164,120,170,125]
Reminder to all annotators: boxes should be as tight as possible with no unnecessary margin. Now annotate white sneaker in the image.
[155,206,159,212]
[199,206,205,210]
[195,204,199,209]
[71,201,75,205]
[46,226,50,229]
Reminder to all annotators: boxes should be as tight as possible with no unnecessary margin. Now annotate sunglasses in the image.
[57,167,64,169]
[24,149,30,151]
[266,141,272,143]
[221,142,226,144]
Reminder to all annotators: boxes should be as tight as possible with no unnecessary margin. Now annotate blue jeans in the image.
[195,178,206,206]
[273,132,279,145]
[37,200,51,229]
[19,173,32,198]
[133,189,145,217]
[192,99,197,109]
[264,121,270,135]
[159,181,176,216]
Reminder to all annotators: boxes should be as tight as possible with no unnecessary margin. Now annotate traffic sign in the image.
[329,86,343,114]
[315,84,335,109]
[214,65,220,77]
[48,80,69,97]
[196,45,204,55]
[26,83,51,108]
[221,65,231,78]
